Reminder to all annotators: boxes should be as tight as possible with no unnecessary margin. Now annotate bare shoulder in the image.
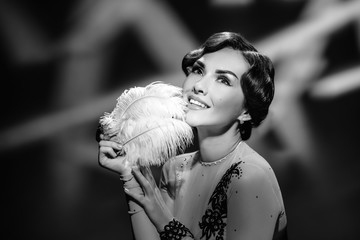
[229,159,271,190]
[225,145,287,239]
[237,143,277,182]
[228,143,285,209]
[241,143,272,168]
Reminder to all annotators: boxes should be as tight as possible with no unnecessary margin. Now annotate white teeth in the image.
[189,99,207,108]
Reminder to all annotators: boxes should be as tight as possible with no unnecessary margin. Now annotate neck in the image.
[196,122,242,163]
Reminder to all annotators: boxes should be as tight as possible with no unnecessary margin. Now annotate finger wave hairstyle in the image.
[181,32,275,140]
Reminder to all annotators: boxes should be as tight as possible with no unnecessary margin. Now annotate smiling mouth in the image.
[188,98,209,109]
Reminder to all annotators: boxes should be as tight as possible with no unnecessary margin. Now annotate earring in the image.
[239,122,246,135]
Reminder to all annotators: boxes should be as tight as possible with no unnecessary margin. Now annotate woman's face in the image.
[182,48,249,130]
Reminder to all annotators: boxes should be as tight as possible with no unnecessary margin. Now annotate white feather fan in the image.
[99,81,193,167]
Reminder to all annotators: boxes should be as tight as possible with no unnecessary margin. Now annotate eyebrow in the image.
[195,60,239,80]
[194,60,205,68]
[215,70,239,80]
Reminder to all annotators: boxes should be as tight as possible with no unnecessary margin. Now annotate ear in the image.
[237,111,252,124]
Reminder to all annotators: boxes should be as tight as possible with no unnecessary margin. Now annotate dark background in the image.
[1,0,360,239]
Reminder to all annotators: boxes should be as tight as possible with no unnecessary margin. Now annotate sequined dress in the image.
[159,142,288,240]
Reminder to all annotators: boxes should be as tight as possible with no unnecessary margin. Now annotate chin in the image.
[185,112,212,128]
[185,116,197,127]
[185,112,201,127]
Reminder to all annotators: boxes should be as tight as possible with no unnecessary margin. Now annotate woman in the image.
[98,32,288,240]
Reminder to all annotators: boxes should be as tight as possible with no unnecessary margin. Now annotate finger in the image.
[115,148,126,157]
[99,140,123,151]
[141,166,157,188]
[124,187,144,206]
[132,166,153,196]
[99,146,117,158]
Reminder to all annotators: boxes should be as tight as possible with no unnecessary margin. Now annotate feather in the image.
[99,81,193,167]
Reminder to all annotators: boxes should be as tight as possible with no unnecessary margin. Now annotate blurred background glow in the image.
[1,0,359,239]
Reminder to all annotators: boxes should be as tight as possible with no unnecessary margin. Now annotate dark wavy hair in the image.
[182,32,275,140]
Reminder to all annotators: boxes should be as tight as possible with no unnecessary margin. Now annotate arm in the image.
[125,163,177,240]
[124,175,160,240]
[99,137,194,239]
[126,166,195,240]
[98,138,159,240]
[226,164,280,240]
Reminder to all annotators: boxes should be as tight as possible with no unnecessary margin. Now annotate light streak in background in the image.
[0,73,184,151]
[0,0,359,151]
[256,0,360,60]
[309,66,360,98]
[1,1,360,239]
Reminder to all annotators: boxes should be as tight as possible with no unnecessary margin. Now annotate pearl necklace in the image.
[198,141,242,167]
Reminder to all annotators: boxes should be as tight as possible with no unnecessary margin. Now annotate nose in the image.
[193,76,208,95]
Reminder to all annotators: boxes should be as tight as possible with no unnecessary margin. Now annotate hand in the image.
[125,166,173,232]
[98,134,132,176]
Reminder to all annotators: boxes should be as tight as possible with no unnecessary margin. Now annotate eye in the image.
[217,77,231,86]
[188,65,203,76]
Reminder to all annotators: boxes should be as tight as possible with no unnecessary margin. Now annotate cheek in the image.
[215,97,228,109]
[182,77,191,89]
[216,96,243,117]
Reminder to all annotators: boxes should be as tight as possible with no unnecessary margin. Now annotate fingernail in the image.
[124,187,129,192]
[116,149,124,156]
[117,144,122,149]
[132,166,139,171]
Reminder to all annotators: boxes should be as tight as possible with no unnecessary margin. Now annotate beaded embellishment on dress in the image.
[199,161,243,239]
[160,218,194,240]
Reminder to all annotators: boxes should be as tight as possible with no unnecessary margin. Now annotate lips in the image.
[187,95,210,109]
